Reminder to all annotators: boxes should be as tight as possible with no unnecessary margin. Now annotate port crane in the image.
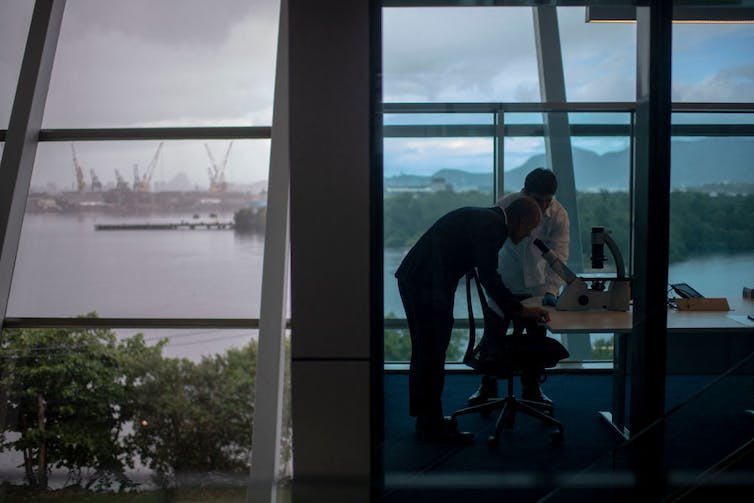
[70,144,86,192]
[114,169,130,191]
[204,141,233,193]
[133,142,164,192]
[89,169,103,191]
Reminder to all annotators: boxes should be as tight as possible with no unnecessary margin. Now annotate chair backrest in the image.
[462,268,516,375]
[462,268,570,375]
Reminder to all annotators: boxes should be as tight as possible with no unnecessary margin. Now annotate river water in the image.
[8,213,754,359]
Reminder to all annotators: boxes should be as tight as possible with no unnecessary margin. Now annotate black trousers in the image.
[397,278,454,424]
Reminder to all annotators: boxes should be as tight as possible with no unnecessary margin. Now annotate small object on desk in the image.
[674,297,730,311]
[671,282,704,299]
[749,314,754,322]
[744,287,753,299]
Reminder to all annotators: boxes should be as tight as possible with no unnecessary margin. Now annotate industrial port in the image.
[26,141,268,215]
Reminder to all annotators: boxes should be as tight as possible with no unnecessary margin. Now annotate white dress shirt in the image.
[497,191,570,297]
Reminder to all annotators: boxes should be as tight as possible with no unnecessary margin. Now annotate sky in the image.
[1,2,753,189]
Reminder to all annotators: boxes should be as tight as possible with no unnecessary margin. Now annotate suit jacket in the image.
[395,206,523,317]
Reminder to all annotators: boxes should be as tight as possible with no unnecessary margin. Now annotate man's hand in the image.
[521,306,550,324]
[542,292,557,307]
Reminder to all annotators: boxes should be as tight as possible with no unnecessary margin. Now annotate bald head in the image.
[504,196,542,244]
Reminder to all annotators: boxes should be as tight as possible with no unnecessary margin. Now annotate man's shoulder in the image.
[545,199,569,221]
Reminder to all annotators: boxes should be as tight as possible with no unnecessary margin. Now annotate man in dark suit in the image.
[396,196,551,443]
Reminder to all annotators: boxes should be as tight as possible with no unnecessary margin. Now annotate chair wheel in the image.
[487,435,499,447]
[550,431,564,445]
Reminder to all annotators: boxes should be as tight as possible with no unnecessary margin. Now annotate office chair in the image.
[450,269,567,447]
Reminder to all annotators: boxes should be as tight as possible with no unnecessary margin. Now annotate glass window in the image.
[0,1,33,128]
[673,23,754,102]
[42,0,279,128]
[8,140,270,318]
[558,7,637,102]
[383,133,494,362]
[668,113,754,301]
[382,7,539,103]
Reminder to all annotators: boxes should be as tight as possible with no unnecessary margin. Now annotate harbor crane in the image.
[114,169,130,191]
[90,169,103,191]
[70,144,86,192]
[133,142,164,192]
[204,141,233,193]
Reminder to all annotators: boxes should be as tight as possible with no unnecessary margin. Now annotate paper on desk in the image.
[728,314,754,327]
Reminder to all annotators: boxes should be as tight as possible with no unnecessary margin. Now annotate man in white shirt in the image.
[468,167,571,406]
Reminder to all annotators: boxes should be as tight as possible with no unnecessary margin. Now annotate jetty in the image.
[95,221,234,231]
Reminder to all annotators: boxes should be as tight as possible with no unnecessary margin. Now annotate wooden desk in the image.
[526,296,754,440]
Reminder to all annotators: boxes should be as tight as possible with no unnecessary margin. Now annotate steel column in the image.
[247,0,290,502]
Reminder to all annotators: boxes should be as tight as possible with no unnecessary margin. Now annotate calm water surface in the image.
[9,214,754,359]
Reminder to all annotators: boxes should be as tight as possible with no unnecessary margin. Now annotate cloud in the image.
[383,7,539,102]
[383,6,638,103]
[674,62,754,102]
[69,0,259,47]
[44,0,278,127]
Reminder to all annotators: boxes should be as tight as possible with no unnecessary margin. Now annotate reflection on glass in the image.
[8,140,271,318]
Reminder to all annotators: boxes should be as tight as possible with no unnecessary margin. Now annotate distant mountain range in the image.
[385,137,754,193]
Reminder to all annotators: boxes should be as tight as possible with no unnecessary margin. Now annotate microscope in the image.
[533,227,631,311]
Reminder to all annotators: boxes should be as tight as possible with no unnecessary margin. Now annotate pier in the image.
[95,221,234,231]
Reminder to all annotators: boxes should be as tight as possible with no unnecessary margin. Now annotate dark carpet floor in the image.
[381,371,754,502]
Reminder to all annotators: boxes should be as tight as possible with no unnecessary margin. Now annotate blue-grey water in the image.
[8,213,754,359]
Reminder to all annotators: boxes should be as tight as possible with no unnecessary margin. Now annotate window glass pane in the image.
[0,1,33,128]
[43,0,279,127]
[673,23,754,102]
[558,7,636,102]
[0,327,293,492]
[384,135,494,362]
[383,7,539,103]
[669,114,754,302]
[8,140,270,318]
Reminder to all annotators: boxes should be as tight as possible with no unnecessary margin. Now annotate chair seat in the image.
[456,268,568,446]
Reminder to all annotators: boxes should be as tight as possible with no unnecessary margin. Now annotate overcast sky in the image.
[1,2,753,189]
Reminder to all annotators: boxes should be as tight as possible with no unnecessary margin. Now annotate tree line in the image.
[385,189,754,264]
[0,315,291,491]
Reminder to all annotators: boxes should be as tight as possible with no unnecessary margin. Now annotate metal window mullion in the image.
[248,0,289,499]
[38,126,271,141]
[0,0,66,335]
[495,107,505,201]
[2,317,272,330]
